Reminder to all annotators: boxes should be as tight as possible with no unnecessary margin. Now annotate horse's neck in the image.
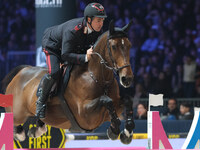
[88,37,113,82]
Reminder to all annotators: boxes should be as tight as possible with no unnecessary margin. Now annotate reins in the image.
[92,35,130,74]
[89,33,131,95]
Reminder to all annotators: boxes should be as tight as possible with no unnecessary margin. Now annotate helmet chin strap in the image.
[88,22,96,32]
[87,17,99,33]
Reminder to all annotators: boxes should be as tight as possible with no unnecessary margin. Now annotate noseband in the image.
[93,34,131,74]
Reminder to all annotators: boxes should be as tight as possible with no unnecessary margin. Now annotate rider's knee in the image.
[50,71,60,80]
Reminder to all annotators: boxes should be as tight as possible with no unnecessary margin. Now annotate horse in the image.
[2,21,135,144]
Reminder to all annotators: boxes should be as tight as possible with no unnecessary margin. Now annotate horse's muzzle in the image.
[120,76,133,88]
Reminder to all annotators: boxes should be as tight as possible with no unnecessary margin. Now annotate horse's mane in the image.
[93,31,108,50]
[1,65,29,94]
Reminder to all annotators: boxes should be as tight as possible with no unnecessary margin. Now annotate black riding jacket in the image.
[42,17,102,64]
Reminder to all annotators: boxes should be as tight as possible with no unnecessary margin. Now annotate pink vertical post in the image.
[152,111,172,149]
[0,113,13,150]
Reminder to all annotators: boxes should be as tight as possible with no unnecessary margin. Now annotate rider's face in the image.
[88,17,104,32]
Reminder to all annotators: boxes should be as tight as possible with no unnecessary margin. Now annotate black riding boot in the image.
[36,74,55,118]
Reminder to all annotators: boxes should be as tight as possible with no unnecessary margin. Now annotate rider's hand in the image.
[86,46,93,61]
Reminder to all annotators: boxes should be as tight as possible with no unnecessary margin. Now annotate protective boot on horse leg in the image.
[120,95,135,144]
[36,52,60,119]
[100,95,121,140]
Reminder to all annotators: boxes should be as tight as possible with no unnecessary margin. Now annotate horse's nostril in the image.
[121,76,127,83]
[121,76,133,87]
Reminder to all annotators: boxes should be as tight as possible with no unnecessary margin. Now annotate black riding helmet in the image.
[84,3,107,32]
[84,3,107,20]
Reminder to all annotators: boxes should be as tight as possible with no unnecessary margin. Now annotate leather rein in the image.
[92,35,130,74]
[89,34,131,94]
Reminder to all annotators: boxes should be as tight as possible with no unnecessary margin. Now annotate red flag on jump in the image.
[0,94,13,107]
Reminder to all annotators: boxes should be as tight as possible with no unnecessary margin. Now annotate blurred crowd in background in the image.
[132,98,194,121]
[1,0,200,120]
[0,0,35,86]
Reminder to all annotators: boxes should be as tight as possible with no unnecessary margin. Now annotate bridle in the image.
[92,34,131,74]
[89,33,131,95]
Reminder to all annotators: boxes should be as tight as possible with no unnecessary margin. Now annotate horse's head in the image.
[107,20,133,88]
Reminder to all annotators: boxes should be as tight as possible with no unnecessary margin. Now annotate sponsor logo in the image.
[14,117,66,149]
[86,136,98,140]
[35,0,63,8]
[91,3,104,11]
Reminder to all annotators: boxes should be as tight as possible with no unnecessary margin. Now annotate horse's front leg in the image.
[100,95,121,140]
[120,96,135,144]
[27,119,47,138]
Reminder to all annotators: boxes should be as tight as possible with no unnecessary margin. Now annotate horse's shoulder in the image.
[71,65,88,76]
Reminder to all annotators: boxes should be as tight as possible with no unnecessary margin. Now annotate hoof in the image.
[107,126,119,140]
[27,126,38,138]
[28,126,47,138]
[120,129,133,144]
[14,130,26,142]
[38,125,47,134]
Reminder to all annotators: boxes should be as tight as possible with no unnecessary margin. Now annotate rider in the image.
[36,3,107,119]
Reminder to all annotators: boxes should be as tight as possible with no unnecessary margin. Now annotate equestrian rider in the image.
[36,3,107,119]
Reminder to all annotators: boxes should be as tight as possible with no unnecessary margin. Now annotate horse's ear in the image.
[122,20,133,32]
[109,20,115,35]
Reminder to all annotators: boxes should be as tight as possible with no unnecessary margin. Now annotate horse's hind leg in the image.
[120,95,135,144]
[14,125,26,142]
[27,119,47,138]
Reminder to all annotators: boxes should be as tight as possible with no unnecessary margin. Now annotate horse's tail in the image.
[1,65,30,94]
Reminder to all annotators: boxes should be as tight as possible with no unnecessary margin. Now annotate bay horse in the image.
[2,21,135,144]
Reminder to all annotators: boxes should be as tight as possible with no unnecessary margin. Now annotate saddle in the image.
[49,64,73,98]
